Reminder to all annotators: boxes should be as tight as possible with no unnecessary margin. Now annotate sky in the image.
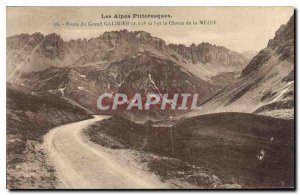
[7,7,294,53]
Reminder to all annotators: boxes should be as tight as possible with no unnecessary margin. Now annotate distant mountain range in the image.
[7,14,294,120]
[7,29,251,85]
[7,28,252,119]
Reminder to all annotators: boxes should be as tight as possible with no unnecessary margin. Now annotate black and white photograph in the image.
[4,5,296,191]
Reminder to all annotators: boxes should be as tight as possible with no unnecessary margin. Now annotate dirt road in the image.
[43,115,169,189]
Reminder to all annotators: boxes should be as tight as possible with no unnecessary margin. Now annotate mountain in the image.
[168,43,249,88]
[7,30,250,119]
[169,42,248,73]
[7,30,249,85]
[7,33,71,81]
[241,51,257,60]
[186,14,294,119]
[18,53,217,120]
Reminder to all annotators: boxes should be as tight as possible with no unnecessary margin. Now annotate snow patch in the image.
[58,86,66,96]
[148,74,160,92]
[257,150,265,161]
[272,81,294,103]
[110,72,117,79]
[78,86,84,90]
[79,74,86,79]
[116,80,124,87]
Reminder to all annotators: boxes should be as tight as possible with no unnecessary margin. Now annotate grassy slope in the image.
[86,113,294,188]
[7,84,93,188]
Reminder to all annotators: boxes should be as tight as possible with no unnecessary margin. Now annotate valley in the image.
[6,13,295,189]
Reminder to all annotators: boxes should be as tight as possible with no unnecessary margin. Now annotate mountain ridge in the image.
[7,29,250,80]
[186,14,294,119]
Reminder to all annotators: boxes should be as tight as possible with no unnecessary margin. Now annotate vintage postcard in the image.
[6,7,295,189]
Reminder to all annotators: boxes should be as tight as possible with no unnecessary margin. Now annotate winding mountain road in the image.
[43,115,168,189]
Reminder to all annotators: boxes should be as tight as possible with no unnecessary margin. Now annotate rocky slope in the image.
[7,30,249,86]
[7,33,71,81]
[7,83,92,189]
[17,53,217,120]
[169,42,248,74]
[187,14,294,119]
[7,30,250,80]
[7,30,251,120]
[168,42,249,88]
